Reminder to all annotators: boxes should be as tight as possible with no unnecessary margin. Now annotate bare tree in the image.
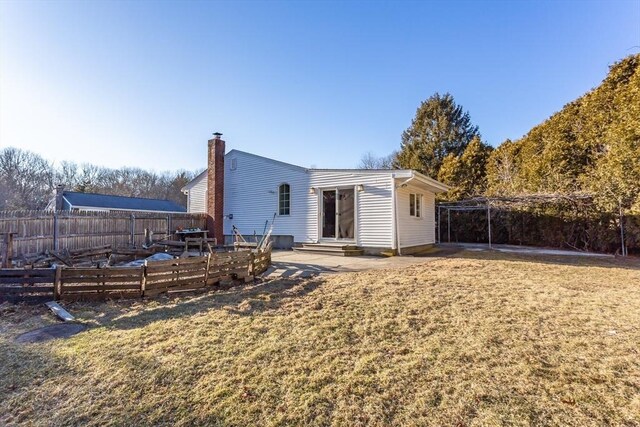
[0,147,201,210]
[0,148,54,210]
[358,151,396,169]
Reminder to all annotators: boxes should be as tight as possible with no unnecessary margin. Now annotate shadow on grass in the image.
[421,245,640,271]
[0,337,74,408]
[268,261,337,276]
[101,276,326,331]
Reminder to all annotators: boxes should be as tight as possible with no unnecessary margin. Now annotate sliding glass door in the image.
[321,188,355,240]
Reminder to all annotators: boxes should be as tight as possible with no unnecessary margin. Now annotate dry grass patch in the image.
[1,251,640,426]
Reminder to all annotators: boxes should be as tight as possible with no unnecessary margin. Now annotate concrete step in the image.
[292,246,365,257]
[300,243,359,250]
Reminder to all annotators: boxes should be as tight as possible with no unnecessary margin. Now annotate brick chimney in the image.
[207,132,225,245]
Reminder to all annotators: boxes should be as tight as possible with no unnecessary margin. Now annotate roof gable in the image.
[180,148,448,193]
[226,149,308,173]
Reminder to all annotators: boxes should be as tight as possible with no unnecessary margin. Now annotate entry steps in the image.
[292,243,365,257]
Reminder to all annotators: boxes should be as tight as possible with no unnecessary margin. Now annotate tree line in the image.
[0,147,201,210]
[361,54,640,253]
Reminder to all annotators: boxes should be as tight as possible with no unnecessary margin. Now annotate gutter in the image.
[391,174,397,252]
[72,206,188,214]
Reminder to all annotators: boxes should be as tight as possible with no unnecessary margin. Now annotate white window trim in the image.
[278,183,291,216]
[410,193,423,219]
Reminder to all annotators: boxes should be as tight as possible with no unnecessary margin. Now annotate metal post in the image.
[53,211,59,251]
[487,204,492,249]
[437,206,440,243]
[619,202,626,257]
[447,208,451,243]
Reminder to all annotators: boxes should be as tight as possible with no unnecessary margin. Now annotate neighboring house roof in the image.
[62,191,186,213]
[181,149,449,194]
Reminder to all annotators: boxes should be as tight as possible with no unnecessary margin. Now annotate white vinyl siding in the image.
[182,149,446,249]
[224,151,311,240]
[309,171,393,248]
[397,184,436,248]
[186,173,207,213]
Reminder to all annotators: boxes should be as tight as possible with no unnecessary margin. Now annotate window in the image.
[229,158,237,170]
[278,183,290,215]
[410,193,422,218]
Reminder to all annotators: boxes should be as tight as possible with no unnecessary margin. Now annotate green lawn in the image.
[1,251,639,426]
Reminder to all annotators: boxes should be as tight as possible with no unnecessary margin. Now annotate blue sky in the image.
[1,0,638,172]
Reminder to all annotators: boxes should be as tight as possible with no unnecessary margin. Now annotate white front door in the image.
[321,188,355,241]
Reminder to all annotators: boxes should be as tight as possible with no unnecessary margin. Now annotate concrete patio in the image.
[262,250,429,280]
[261,243,614,280]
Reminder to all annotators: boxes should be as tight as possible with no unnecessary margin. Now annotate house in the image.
[48,187,187,214]
[181,134,449,255]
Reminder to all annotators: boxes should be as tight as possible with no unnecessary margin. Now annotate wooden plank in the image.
[146,267,207,276]
[146,275,205,284]
[61,284,141,292]
[144,256,206,267]
[209,264,250,273]
[212,254,252,262]
[60,276,143,284]
[145,263,208,274]
[48,250,73,266]
[61,267,141,277]
[0,269,56,277]
[0,276,56,284]
[0,286,55,293]
[145,277,206,290]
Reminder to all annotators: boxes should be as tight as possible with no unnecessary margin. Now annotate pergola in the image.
[435,193,629,255]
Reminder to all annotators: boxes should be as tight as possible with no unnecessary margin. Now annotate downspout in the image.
[393,173,416,256]
[391,174,398,254]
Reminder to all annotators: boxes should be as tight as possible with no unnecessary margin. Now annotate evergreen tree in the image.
[395,93,480,178]
[437,136,493,200]
[484,53,640,206]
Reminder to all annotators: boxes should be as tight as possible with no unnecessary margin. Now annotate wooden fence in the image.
[0,210,207,258]
[0,247,272,303]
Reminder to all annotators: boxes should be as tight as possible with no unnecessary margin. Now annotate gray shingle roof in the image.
[63,191,186,213]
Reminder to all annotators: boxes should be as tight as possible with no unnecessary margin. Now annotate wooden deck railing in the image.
[0,247,272,302]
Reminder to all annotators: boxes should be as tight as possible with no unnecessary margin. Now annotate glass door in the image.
[321,188,355,240]
[337,188,354,239]
[322,190,336,238]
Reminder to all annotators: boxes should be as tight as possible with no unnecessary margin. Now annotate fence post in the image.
[54,266,62,300]
[204,253,211,286]
[619,202,627,257]
[130,213,136,247]
[487,204,492,249]
[141,263,147,298]
[250,252,256,279]
[437,206,440,244]
[53,211,59,251]
[2,233,14,268]
[167,214,172,240]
